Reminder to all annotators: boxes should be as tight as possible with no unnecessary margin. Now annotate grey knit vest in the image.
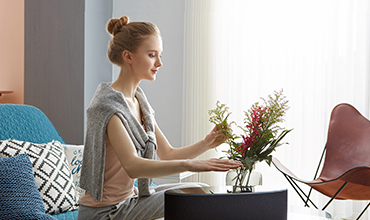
[80,82,157,201]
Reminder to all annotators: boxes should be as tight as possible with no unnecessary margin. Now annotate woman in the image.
[78,16,241,220]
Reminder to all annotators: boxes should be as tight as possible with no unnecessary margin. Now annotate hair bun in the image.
[107,16,130,36]
[119,16,129,26]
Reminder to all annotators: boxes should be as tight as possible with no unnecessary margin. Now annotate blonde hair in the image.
[106,16,161,65]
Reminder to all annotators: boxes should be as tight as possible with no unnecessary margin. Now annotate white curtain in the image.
[182,0,224,186]
[183,0,370,219]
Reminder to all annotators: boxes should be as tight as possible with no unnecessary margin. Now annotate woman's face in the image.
[131,34,163,81]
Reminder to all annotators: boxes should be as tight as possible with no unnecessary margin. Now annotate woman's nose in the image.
[156,57,163,68]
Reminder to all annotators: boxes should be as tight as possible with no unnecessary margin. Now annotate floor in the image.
[289,205,332,219]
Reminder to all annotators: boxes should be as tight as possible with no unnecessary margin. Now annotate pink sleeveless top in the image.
[79,134,136,207]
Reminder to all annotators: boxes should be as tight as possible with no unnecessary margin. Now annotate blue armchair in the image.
[0,104,65,144]
[0,104,78,219]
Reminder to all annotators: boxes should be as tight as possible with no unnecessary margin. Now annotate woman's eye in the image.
[149,54,156,58]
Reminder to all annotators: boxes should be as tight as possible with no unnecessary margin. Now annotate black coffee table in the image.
[165,186,288,220]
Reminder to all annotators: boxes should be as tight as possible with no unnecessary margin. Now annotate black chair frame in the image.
[275,146,370,220]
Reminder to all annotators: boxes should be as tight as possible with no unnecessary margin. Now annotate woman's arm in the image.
[107,114,241,179]
[156,122,226,160]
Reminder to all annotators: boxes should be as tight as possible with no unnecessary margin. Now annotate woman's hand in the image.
[108,114,241,177]
[185,158,242,172]
[203,124,229,149]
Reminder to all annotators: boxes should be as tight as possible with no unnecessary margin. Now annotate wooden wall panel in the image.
[24,0,85,144]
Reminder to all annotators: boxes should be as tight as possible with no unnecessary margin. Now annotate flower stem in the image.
[245,168,252,187]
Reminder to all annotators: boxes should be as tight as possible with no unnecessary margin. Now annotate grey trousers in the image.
[77,183,207,220]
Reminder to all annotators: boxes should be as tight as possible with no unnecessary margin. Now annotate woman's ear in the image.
[122,50,133,64]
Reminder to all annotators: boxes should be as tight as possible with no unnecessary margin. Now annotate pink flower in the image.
[238,106,270,156]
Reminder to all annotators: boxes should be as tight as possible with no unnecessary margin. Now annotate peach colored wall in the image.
[0,0,24,104]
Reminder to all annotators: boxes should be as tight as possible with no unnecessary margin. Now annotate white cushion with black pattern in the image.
[0,139,77,214]
[62,144,85,202]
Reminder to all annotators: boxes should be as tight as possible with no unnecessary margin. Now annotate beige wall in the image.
[0,0,24,104]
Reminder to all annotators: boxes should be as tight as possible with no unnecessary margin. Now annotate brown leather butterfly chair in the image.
[272,103,370,220]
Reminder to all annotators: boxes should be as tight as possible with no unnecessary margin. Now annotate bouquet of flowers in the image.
[208,90,292,192]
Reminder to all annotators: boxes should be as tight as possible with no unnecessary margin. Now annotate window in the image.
[183,0,370,217]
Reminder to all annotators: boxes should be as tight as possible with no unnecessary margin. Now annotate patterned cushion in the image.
[0,154,57,220]
[63,144,85,201]
[0,139,76,214]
